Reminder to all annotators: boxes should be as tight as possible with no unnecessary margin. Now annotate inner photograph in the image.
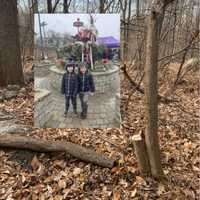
[34,14,120,128]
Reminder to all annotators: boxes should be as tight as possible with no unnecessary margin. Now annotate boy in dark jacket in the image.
[78,63,95,119]
[61,62,78,117]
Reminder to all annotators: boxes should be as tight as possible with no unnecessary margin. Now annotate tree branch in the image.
[52,0,60,13]
[158,32,199,62]
[121,64,177,104]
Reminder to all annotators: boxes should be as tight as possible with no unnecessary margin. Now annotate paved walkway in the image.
[35,76,120,128]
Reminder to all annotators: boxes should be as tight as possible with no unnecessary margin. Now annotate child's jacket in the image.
[78,72,95,93]
[61,72,78,97]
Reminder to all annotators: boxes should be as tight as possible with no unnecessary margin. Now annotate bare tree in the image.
[63,0,72,13]
[47,0,60,13]
[32,0,38,13]
[119,0,128,60]
[136,0,140,17]
[99,0,116,13]
[144,0,175,179]
[47,0,53,13]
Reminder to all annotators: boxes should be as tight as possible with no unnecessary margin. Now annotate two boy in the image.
[61,62,95,119]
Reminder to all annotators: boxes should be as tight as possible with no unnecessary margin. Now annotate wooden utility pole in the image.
[38,12,45,60]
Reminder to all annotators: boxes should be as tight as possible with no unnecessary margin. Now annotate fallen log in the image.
[0,134,115,168]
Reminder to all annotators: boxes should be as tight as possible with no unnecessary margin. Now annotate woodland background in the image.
[0,0,199,199]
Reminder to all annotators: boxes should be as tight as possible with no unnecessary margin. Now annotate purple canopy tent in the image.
[96,36,120,48]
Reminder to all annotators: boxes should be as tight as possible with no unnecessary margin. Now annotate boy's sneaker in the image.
[64,111,68,118]
[81,115,86,119]
[80,112,84,119]
[80,113,87,119]
[74,110,78,115]
[73,111,78,117]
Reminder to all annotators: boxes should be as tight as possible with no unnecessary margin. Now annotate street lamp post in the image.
[73,18,84,62]
[38,12,44,60]
[41,21,48,59]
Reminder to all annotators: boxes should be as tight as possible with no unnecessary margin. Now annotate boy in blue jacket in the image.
[61,62,78,117]
[78,63,95,119]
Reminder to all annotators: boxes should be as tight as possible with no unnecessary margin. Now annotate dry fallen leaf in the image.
[135,176,146,185]
[73,167,82,176]
[58,179,66,189]
[119,179,128,187]
[21,174,26,183]
[31,193,38,200]
[38,194,45,200]
[36,163,45,175]
[54,160,66,169]
[54,195,63,200]
[130,188,137,197]
[157,183,165,196]
[44,176,53,184]
[31,155,40,171]
[112,191,120,200]
[63,189,70,199]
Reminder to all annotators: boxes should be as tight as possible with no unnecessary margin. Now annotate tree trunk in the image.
[32,0,38,13]
[63,0,69,13]
[47,0,53,13]
[136,0,140,17]
[0,134,115,168]
[99,0,105,13]
[0,0,24,87]
[120,0,128,61]
[143,0,175,179]
[144,11,164,179]
[52,0,60,13]
[86,0,89,13]
[28,0,34,57]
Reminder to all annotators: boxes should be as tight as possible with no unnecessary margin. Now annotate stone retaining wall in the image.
[49,66,64,91]
[92,66,119,93]
[115,93,121,126]
[34,89,53,128]
[34,62,54,77]
[49,65,120,93]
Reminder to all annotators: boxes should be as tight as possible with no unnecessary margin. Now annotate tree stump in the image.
[132,132,151,175]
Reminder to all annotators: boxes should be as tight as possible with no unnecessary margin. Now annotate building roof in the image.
[97,36,120,48]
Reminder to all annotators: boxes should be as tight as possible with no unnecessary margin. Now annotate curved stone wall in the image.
[34,89,53,128]
[114,93,121,126]
[49,66,64,91]
[49,65,120,93]
[34,62,54,77]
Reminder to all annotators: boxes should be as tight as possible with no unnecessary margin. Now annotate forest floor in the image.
[0,62,199,199]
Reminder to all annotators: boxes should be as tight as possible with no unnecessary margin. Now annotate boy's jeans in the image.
[65,96,77,113]
[79,92,89,117]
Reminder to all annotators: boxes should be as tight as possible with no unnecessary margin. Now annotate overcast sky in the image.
[34,14,120,40]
